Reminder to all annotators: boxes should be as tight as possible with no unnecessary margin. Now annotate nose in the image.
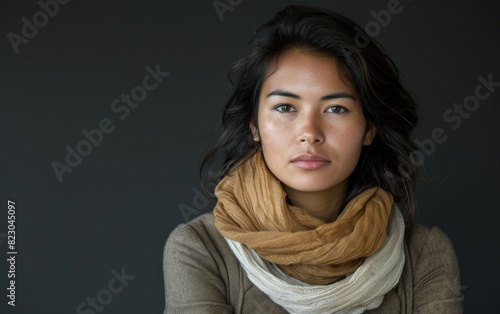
[297,112,325,144]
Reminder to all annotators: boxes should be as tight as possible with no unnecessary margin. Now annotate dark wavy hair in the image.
[200,5,420,231]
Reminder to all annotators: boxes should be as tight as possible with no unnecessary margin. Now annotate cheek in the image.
[330,124,367,157]
[259,127,282,161]
[257,118,288,145]
[339,128,365,146]
[257,122,290,171]
[258,126,274,143]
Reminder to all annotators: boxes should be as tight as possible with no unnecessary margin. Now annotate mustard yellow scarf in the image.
[214,150,394,285]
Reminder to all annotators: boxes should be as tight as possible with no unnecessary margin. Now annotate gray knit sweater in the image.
[163,213,463,313]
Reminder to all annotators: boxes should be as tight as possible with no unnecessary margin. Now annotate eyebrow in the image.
[266,89,356,101]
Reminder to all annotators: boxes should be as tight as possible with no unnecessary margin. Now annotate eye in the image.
[325,106,348,114]
[274,104,296,113]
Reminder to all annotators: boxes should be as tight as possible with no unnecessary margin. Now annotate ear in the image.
[363,123,376,145]
[249,119,260,142]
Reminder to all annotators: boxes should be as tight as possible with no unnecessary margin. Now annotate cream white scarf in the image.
[225,208,405,314]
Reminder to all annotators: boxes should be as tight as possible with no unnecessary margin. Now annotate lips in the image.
[291,154,330,170]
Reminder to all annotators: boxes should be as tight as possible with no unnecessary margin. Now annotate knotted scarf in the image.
[214,149,396,285]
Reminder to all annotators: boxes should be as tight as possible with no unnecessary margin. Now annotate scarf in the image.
[225,209,405,313]
[214,150,397,285]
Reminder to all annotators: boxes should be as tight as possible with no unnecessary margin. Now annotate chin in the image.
[284,181,341,193]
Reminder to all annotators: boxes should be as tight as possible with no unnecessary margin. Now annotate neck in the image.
[283,180,348,222]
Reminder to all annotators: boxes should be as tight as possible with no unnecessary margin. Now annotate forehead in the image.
[261,48,355,96]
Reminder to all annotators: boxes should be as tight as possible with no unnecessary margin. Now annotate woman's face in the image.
[251,48,376,194]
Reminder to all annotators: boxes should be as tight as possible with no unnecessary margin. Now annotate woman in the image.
[163,5,463,313]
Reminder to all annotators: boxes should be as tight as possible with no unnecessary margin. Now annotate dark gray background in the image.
[1,0,499,312]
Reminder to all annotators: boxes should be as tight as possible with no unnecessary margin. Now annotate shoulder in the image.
[164,212,228,261]
[405,223,464,313]
[406,224,461,276]
[407,224,457,259]
[163,213,242,313]
[166,212,219,243]
[163,212,240,281]
[163,213,286,313]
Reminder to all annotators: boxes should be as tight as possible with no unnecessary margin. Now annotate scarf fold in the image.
[225,209,405,314]
[214,150,396,285]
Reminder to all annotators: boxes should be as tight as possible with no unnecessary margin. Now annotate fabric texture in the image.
[214,150,394,285]
[225,209,405,314]
[163,213,464,313]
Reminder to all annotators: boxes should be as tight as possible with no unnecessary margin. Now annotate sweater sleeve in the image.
[411,226,464,313]
[163,222,234,314]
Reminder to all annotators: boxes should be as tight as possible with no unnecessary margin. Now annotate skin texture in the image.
[250,48,376,222]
